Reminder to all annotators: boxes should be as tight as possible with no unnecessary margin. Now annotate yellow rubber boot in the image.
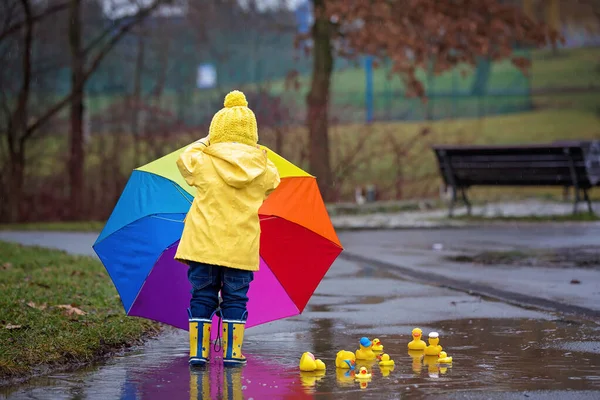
[222,318,247,366]
[189,310,212,366]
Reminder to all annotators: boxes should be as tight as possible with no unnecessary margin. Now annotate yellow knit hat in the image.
[208,90,258,147]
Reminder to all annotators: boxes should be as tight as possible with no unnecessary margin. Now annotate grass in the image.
[78,47,600,124]
[0,222,105,232]
[264,47,600,112]
[0,241,161,383]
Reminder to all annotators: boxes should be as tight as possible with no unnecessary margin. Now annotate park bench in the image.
[432,141,600,217]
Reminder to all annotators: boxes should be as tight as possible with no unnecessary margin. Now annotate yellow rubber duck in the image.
[315,359,326,370]
[335,350,356,369]
[408,327,427,350]
[299,352,326,372]
[372,338,383,352]
[438,351,452,364]
[355,337,376,360]
[355,367,372,379]
[378,353,395,367]
[424,331,443,356]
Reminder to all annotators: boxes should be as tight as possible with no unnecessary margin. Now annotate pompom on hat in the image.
[208,90,258,147]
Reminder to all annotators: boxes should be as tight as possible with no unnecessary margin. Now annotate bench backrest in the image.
[432,141,600,188]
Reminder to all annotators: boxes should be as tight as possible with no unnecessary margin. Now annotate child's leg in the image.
[187,262,221,366]
[188,261,221,318]
[220,267,254,365]
[220,268,253,320]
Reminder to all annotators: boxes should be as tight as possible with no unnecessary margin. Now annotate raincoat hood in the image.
[204,143,269,189]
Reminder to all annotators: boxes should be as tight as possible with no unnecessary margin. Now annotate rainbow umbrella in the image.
[92,144,343,332]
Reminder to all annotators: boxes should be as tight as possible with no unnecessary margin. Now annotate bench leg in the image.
[448,186,457,218]
[460,188,472,216]
[572,187,581,214]
[582,189,593,214]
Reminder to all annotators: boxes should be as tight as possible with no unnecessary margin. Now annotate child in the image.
[175,90,280,366]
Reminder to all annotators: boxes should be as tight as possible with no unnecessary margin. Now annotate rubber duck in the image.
[378,353,395,367]
[408,327,427,350]
[372,338,384,352]
[299,352,326,372]
[355,337,376,360]
[355,367,372,379]
[437,351,453,364]
[335,350,356,369]
[315,359,326,370]
[424,331,443,356]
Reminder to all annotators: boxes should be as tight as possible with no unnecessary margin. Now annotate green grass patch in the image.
[0,222,105,232]
[0,241,160,383]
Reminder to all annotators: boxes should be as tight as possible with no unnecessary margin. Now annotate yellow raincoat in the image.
[174,138,280,271]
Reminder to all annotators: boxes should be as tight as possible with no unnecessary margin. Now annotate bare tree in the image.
[0,0,176,221]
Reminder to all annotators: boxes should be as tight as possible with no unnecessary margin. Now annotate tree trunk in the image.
[68,0,85,220]
[2,0,33,222]
[131,24,146,168]
[307,0,334,201]
[6,150,25,222]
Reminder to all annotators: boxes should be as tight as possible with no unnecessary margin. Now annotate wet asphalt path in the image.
[1,229,599,399]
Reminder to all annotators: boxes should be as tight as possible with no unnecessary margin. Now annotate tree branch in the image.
[0,0,69,43]
[21,0,169,142]
[82,0,166,82]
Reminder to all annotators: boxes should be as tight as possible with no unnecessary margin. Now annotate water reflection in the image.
[120,354,311,400]
[3,318,600,399]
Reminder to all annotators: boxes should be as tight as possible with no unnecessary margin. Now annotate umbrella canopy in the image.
[93,144,342,331]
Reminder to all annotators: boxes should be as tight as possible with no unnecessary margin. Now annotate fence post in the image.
[365,55,373,123]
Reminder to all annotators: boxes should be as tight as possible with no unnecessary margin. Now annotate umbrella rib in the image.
[126,240,180,316]
[151,215,185,223]
[171,181,193,205]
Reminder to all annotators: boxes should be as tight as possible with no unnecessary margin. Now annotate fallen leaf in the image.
[27,301,47,311]
[5,324,22,330]
[57,305,86,316]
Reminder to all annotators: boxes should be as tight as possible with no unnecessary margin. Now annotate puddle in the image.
[3,317,599,399]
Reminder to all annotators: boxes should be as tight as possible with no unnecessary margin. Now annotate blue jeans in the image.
[188,262,254,320]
